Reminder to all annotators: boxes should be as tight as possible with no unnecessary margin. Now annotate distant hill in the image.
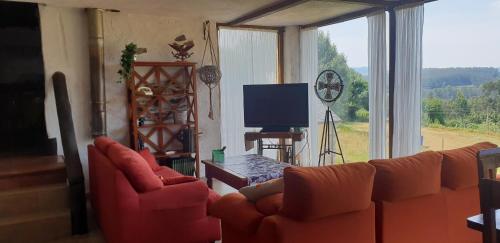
[352,67,499,89]
[353,67,368,76]
[423,67,499,88]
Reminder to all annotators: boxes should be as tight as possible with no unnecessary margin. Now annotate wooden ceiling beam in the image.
[300,6,384,29]
[336,0,393,7]
[387,0,437,9]
[226,0,309,26]
[226,0,437,29]
[338,0,437,7]
[300,0,436,28]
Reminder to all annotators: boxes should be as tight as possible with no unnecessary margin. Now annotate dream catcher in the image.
[198,20,221,120]
[314,70,345,165]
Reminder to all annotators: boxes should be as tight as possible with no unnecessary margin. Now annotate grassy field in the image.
[323,122,500,163]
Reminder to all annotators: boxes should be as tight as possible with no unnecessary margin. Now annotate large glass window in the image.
[421,0,500,150]
[317,19,370,162]
[218,28,279,157]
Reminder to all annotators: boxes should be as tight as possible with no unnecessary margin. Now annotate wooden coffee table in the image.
[202,154,290,190]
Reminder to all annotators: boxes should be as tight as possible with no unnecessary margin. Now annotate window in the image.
[421,0,500,151]
[218,28,279,157]
[316,18,370,162]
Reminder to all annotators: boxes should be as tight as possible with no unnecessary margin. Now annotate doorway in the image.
[0,2,54,155]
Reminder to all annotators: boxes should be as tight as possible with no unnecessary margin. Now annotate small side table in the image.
[244,131,304,165]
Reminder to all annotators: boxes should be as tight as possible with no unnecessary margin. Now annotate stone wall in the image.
[39,5,221,183]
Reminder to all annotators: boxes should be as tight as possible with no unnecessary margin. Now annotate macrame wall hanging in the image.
[198,20,221,120]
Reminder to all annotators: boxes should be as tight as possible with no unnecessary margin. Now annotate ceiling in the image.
[8,0,423,27]
[10,0,277,22]
[246,0,374,27]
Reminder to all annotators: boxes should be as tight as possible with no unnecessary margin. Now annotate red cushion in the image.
[441,142,498,190]
[281,162,375,221]
[369,151,443,202]
[107,144,163,192]
[255,193,283,215]
[139,148,161,171]
[156,166,183,178]
[94,136,117,154]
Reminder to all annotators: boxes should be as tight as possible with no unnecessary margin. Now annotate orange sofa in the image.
[368,142,497,243]
[210,163,377,243]
[210,142,497,243]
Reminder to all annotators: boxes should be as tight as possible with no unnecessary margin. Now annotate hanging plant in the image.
[198,20,221,120]
[117,42,147,83]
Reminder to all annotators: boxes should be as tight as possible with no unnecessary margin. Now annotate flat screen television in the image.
[243,83,309,132]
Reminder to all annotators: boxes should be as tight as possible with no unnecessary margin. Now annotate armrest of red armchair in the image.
[139,180,209,211]
[209,193,265,234]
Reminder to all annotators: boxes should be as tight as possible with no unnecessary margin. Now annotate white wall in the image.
[40,5,93,181]
[39,5,221,183]
[102,11,221,159]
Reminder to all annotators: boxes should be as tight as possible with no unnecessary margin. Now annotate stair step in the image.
[0,210,71,243]
[0,184,69,219]
[0,156,66,190]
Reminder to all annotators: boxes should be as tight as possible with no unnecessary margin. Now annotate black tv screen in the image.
[243,83,309,131]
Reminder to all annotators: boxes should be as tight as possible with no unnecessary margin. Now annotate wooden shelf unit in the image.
[127,61,200,177]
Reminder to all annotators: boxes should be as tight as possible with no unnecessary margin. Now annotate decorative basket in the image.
[198,65,221,85]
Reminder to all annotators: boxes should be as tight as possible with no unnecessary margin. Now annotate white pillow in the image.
[239,178,284,202]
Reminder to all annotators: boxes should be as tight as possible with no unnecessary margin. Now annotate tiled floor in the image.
[211,178,238,196]
[58,179,233,242]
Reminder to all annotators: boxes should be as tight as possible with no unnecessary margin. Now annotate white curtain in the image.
[393,5,424,157]
[219,28,278,157]
[300,28,319,167]
[368,12,388,160]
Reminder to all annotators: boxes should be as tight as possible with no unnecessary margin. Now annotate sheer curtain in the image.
[393,5,424,157]
[219,28,278,157]
[300,28,319,166]
[368,12,388,159]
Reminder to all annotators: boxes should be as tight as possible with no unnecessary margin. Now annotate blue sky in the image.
[320,0,500,68]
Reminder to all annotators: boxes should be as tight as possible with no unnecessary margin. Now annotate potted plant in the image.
[117,42,147,83]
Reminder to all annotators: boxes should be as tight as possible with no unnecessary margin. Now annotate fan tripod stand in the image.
[318,107,345,166]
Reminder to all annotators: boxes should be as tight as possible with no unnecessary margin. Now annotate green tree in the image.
[318,31,368,121]
[423,97,445,124]
[482,79,500,97]
[451,90,470,117]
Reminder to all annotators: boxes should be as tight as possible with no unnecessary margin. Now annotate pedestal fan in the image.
[314,70,345,165]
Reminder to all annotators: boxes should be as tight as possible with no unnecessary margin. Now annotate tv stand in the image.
[244,131,304,165]
[260,126,291,133]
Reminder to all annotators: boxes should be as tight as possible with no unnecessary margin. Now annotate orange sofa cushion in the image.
[209,193,265,234]
[369,151,443,202]
[255,193,283,216]
[281,162,375,221]
[376,193,449,243]
[442,187,481,243]
[107,144,163,192]
[258,203,376,243]
[441,142,497,190]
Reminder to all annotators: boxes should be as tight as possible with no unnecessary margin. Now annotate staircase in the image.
[0,155,73,242]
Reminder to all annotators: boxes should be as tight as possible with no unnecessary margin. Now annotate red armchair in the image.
[88,137,221,243]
